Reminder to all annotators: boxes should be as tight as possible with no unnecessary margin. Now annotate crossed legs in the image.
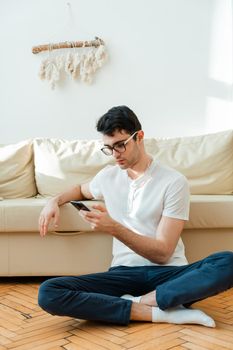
[38,251,233,327]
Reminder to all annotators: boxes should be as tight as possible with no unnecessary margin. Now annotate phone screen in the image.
[70,201,91,211]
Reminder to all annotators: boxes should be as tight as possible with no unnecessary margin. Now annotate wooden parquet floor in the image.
[0,278,233,350]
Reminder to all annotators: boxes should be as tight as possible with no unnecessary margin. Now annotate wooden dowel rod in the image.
[32,37,104,54]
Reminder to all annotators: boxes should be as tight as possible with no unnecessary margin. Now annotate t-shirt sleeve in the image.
[89,166,110,200]
[162,175,190,220]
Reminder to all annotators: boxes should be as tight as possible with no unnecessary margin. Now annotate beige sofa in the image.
[0,130,232,276]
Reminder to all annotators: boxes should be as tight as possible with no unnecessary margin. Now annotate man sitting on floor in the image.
[38,105,233,327]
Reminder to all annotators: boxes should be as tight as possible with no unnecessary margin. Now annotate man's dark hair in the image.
[96,106,142,138]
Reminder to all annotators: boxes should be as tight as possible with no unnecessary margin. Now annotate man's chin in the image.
[119,165,127,169]
[116,160,127,169]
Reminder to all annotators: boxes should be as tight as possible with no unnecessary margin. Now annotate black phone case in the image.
[70,201,90,211]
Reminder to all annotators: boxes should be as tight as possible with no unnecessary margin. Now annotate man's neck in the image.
[127,155,153,180]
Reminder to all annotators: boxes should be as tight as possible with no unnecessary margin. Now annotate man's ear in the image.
[137,130,144,141]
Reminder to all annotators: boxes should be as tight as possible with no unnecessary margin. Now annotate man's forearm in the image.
[111,223,169,264]
[51,185,85,206]
[83,208,183,263]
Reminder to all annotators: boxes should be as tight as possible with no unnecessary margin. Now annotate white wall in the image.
[0,0,232,143]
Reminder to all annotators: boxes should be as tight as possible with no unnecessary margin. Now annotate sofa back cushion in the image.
[145,129,233,194]
[34,130,233,197]
[34,138,114,196]
[0,139,37,199]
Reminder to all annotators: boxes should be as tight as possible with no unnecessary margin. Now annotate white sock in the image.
[152,306,215,328]
[121,294,141,303]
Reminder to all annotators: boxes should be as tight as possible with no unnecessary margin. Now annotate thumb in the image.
[92,205,106,212]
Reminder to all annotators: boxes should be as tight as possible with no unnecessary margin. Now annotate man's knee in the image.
[38,279,58,314]
[222,251,233,262]
[214,251,233,266]
[221,251,233,275]
[209,251,233,282]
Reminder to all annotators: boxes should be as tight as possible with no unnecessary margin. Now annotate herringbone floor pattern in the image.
[0,278,233,350]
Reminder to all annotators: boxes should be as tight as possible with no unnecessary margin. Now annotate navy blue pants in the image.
[38,251,233,325]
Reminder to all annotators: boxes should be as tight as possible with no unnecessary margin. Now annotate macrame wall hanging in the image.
[32,37,107,89]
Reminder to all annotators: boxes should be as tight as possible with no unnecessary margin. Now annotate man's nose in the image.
[112,149,120,157]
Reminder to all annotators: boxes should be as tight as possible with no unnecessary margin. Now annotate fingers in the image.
[39,205,60,237]
[90,218,99,230]
[80,210,100,220]
[39,212,52,237]
[39,215,44,237]
[53,212,60,229]
[79,210,99,229]
[42,222,48,236]
[39,216,49,237]
[92,205,106,212]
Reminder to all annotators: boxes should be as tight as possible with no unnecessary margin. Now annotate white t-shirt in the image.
[89,159,190,267]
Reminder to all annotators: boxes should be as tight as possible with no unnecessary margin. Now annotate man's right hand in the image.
[39,199,60,237]
[38,183,93,237]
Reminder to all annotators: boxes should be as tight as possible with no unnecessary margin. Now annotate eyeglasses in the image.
[101,131,138,156]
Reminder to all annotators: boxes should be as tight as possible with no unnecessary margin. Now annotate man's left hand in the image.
[79,205,118,234]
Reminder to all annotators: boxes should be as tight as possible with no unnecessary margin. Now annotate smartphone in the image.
[70,201,91,211]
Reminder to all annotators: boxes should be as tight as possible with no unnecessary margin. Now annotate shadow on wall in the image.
[141,0,233,136]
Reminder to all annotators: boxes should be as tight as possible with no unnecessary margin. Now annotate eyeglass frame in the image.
[100,131,139,156]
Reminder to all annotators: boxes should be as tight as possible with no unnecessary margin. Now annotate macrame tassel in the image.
[39,58,61,89]
[65,52,74,75]
[72,53,81,79]
[38,43,107,89]
[95,45,107,67]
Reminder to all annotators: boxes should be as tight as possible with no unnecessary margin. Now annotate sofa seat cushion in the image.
[0,195,232,232]
[0,198,103,233]
[185,195,233,229]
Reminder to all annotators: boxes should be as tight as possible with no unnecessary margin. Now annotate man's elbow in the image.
[154,255,170,265]
[152,249,173,265]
